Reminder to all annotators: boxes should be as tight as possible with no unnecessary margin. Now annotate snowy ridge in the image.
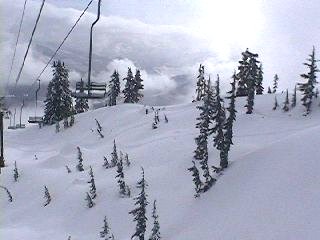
[1,93,320,240]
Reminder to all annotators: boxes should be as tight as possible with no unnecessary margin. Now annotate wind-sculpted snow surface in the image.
[1,93,320,239]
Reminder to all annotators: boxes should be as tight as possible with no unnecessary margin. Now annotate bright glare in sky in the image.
[192,0,265,59]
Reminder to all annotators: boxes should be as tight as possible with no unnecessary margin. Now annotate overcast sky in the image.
[1,0,320,104]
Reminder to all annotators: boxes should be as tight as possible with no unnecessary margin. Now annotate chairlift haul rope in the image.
[24,0,95,100]
[6,0,28,88]
[14,0,46,85]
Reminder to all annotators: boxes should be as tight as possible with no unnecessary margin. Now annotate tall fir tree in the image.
[43,186,51,206]
[267,86,272,94]
[115,152,130,197]
[100,216,115,240]
[236,49,260,113]
[272,96,278,110]
[123,68,135,103]
[129,167,148,240]
[222,73,237,169]
[272,74,279,93]
[88,166,97,199]
[211,75,227,169]
[13,161,19,182]
[133,69,144,103]
[282,89,290,112]
[298,47,319,115]
[85,192,95,208]
[76,146,84,172]
[195,64,206,101]
[194,77,215,190]
[108,70,121,106]
[256,63,264,95]
[44,61,72,124]
[111,140,118,168]
[291,85,297,108]
[149,200,161,240]
[236,50,250,97]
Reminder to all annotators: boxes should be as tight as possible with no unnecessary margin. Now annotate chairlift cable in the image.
[6,0,28,89]
[35,0,94,82]
[14,0,46,85]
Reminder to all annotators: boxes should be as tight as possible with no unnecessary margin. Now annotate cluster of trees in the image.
[43,61,144,126]
[271,47,319,115]
[7,145,160,240]
[189,66,237,196]
[107,67,144,106]
[235,49,261,114]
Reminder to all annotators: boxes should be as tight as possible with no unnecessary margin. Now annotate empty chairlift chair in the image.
[8,109,17,130]
[28,79,43,124]
[16,99,26,129]
[71,0,106,100]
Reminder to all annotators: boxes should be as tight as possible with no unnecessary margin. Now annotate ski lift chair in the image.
[16,99,26,129]
[28,79,43,124]
[72,79,106,99]
[71,0,106,100]
[8,109,17,130]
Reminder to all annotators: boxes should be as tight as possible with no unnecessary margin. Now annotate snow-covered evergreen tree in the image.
[133,69,144,103]
[236,49,259,113]
[194,77,215,190]
[108,70,121,106]
[164,114,168,123]
[75,90,89,114]
[129,167,148,240]
[43,185,51,206]
[88,166,97,199]
[0,186,13,202]
[291,85,297,108]
[211,75,227,169]
[44,61,72,124]
[222,73,237,169]
[65,165,72,173]
[272,96,278,110]
[123,68,135,103]
[256,63,264,95]
[273,74,279,93]
[236,50,250,97]
[149,200,161,240]
[298,47,319,115]
[13,161,19,182]
[125,153,131,167]
[195,64,206,101]
[187,160,202,197]
[111,140,118,168]
[85,192,95,208]
[76,146,84,172]
[282,89,290,112]
[100,216,115,240]
[95,119,104,138]
[103,156,110,169]
[115,152,130,197]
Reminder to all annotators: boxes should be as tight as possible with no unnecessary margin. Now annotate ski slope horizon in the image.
[1,93,320,240]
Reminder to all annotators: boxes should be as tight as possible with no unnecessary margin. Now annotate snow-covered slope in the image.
[1,93,320,240]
